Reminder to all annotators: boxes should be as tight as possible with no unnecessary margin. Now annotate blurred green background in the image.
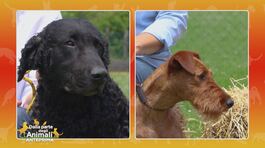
[62,11,129,98]
[171,11,248,137]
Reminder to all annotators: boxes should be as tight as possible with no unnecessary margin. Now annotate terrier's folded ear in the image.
[168,50,200,75]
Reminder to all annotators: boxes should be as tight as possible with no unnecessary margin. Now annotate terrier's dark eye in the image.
[198,72,207,80]
[65,40,75,47]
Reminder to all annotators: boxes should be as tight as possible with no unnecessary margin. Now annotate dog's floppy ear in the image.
[17,35,42,82]
[168,50,200,75]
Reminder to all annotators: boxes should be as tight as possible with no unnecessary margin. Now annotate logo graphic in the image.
[17,119,63,142]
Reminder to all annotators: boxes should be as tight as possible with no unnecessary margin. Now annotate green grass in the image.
[171,11,248,137]
[110,72,129,99]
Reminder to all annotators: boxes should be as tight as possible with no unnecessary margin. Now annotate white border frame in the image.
[16,10,131,141]
[134,10,250,140]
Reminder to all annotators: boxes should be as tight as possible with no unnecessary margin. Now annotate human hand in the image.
[17,100,22,107]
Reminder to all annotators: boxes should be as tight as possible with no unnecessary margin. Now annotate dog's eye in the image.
[93,40,104,55]
[65,40,75,47]
[198,72,207,80]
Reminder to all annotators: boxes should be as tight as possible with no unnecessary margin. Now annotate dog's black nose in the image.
[91,67,107,80]
[225,98,234,108]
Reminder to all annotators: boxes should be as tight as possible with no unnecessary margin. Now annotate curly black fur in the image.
[18,19,129,138]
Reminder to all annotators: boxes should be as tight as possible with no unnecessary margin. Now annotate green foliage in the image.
[110,72,129,99]
[179,101,203,138]
[62,11,129,60]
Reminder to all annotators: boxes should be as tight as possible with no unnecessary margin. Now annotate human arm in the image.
[136,11,188,55]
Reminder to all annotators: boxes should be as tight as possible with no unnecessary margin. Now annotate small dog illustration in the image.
[42,121,47,126]
[52,128,63,138]
[18,122,29,137]
[1,88,15,107]
[33,119,39,126]
[0,123,14,142]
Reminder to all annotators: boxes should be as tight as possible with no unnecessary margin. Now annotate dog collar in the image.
[136,83,169,111]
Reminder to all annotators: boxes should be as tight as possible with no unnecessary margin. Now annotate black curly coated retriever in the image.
[17,19,129,138]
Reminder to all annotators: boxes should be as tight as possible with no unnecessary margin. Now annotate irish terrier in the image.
[136,50,234,138]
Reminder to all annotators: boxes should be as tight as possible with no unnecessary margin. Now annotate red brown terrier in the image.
[136,50,234,138]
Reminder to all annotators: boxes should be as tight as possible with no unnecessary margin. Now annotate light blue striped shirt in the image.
[136,11,188,68]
